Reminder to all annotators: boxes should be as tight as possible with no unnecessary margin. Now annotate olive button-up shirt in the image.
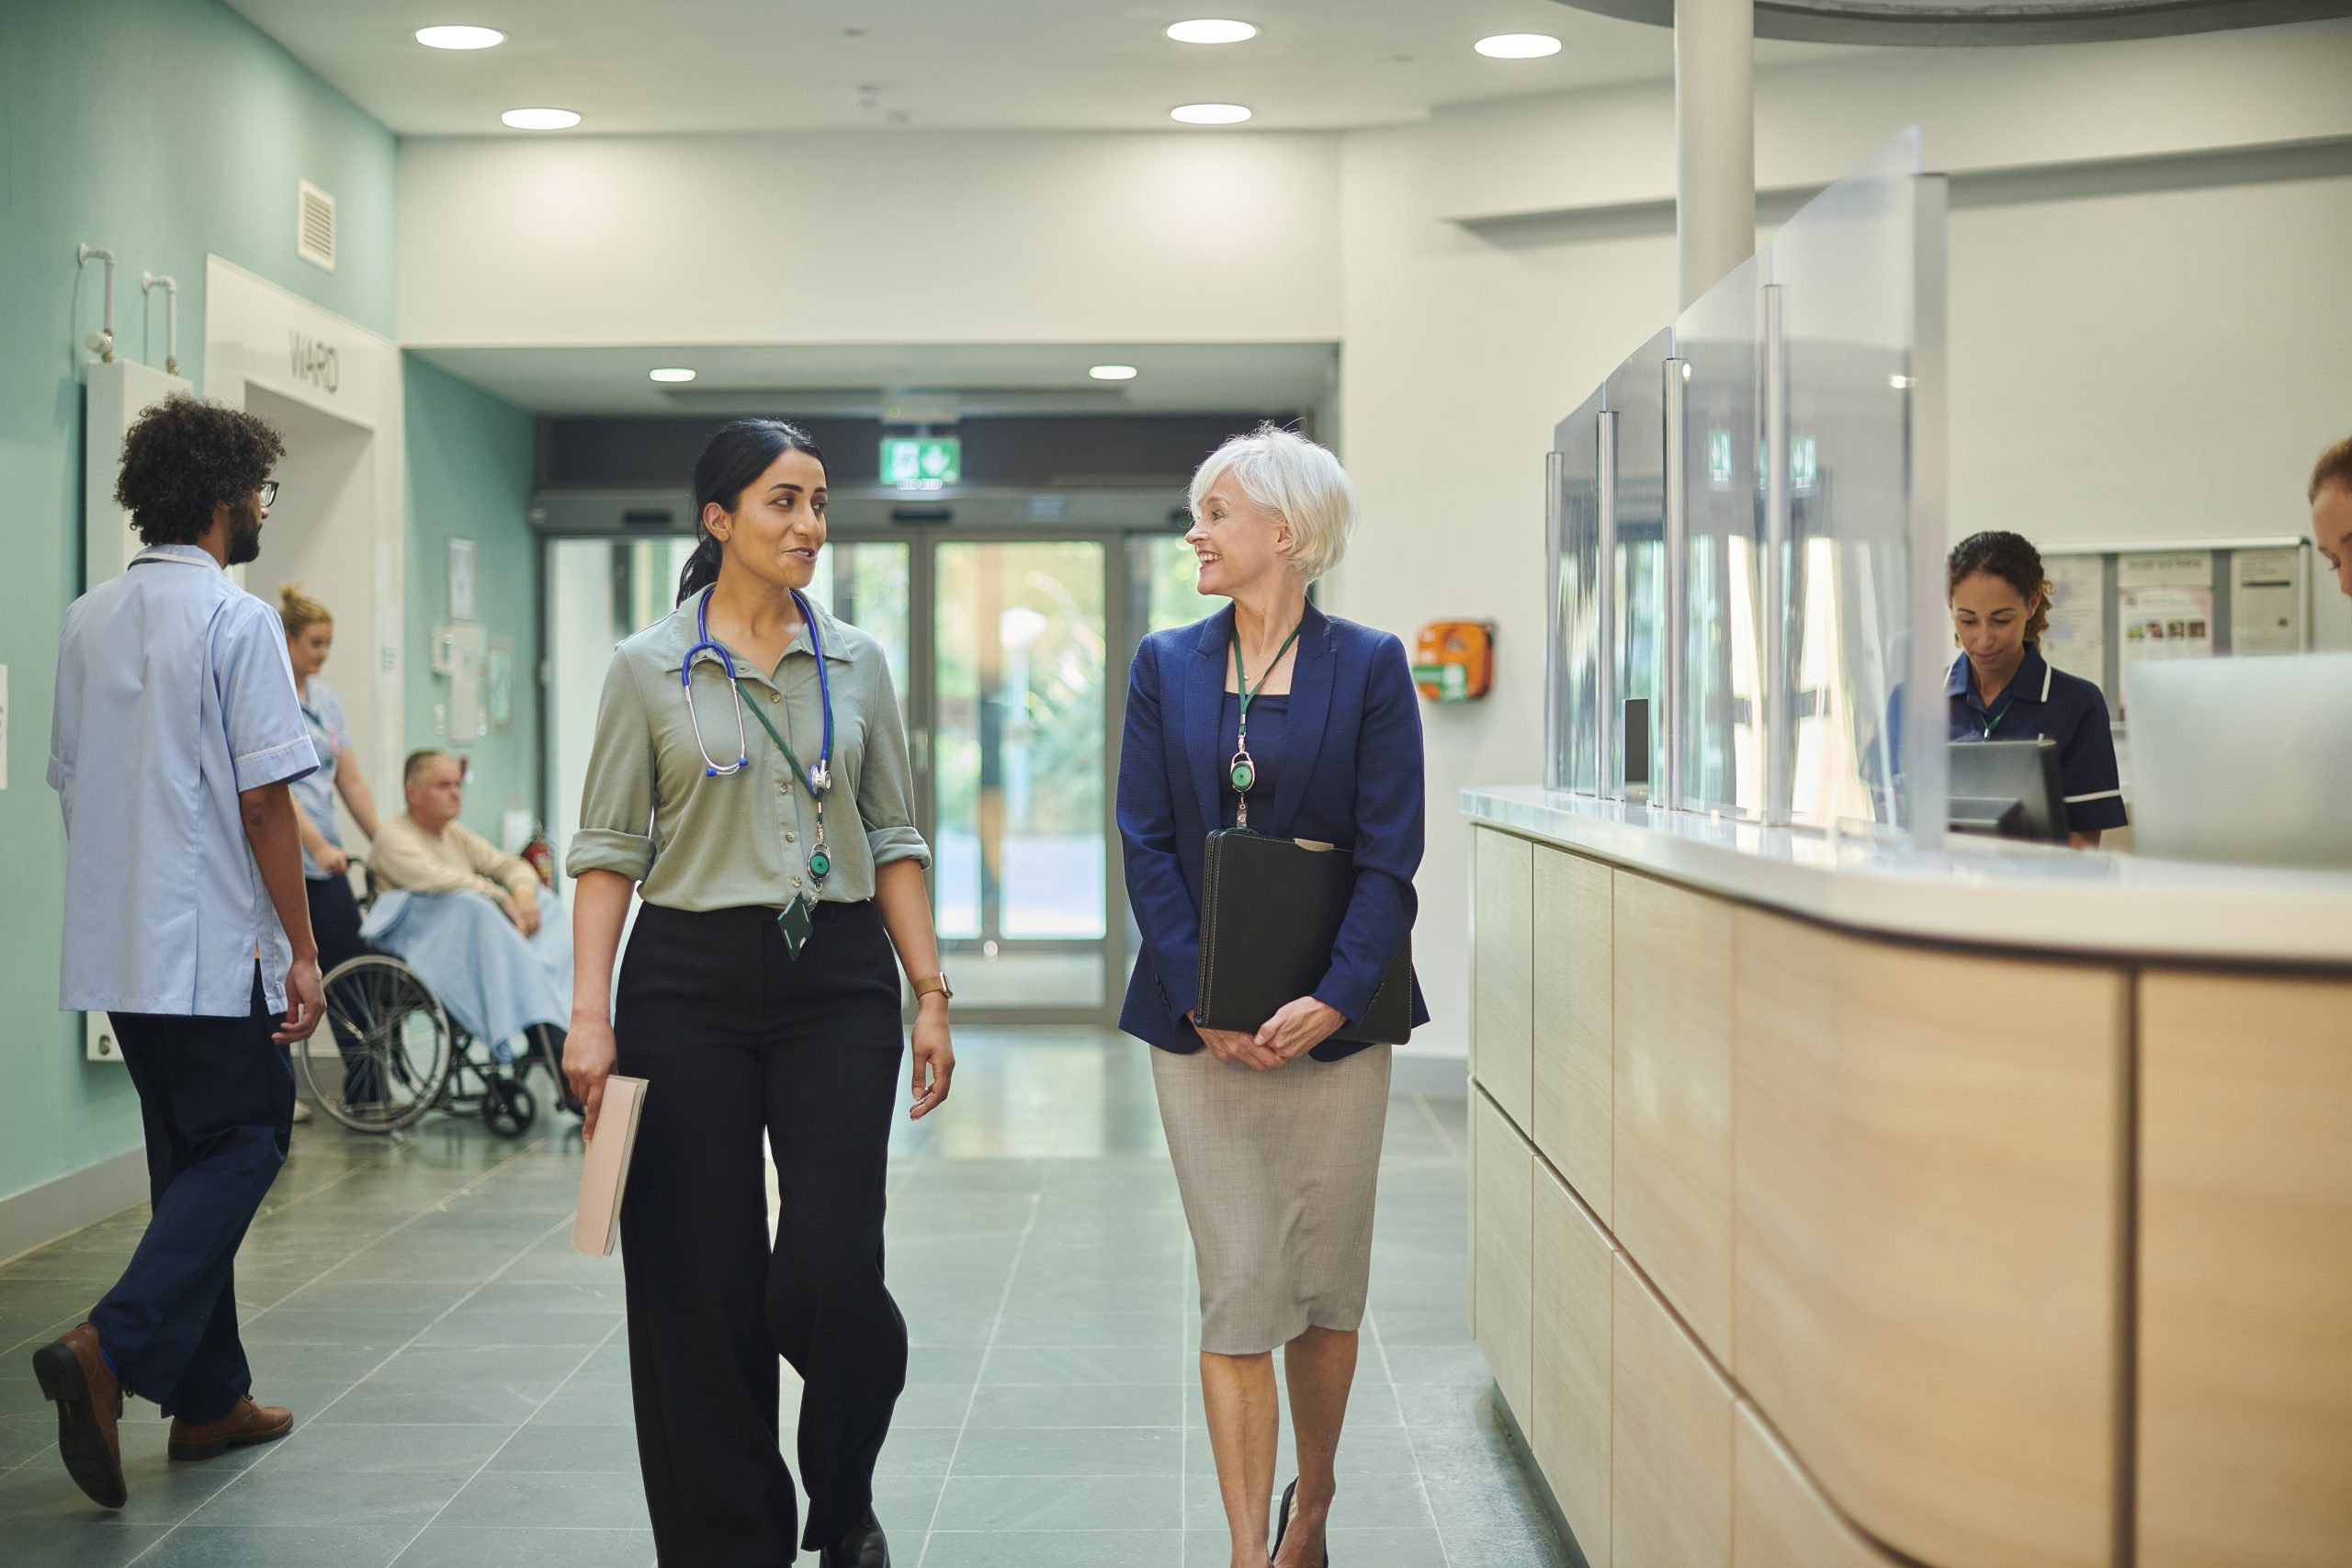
[565,592,929,909]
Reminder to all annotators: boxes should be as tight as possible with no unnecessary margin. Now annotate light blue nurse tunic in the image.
[48,545,318,1017]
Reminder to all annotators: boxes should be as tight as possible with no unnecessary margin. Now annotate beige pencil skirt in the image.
[1151,1042,1393,1355]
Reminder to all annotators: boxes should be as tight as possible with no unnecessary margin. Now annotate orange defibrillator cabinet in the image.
[1411,620,1497,703]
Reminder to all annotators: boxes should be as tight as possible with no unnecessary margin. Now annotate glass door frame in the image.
[828,516,1147,1029]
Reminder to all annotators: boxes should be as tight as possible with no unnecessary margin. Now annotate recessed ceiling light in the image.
[649,367,696,384]
[1170,103,1252,126]
[1167,19,1258,44]
[501,107,582,130]
[1090,365,1139,381]
[415,25,505,50]
[1475,33,1563,59]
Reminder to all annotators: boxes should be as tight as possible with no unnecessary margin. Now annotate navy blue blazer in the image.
[1116,601,1430,1062]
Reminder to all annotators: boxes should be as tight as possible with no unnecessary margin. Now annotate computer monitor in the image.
[1948,739,2067,842]
[2128,652,2352,870]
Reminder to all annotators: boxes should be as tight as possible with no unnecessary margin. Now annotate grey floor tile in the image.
[434,1469,650,1530]
[312,1382,548,1426]
[873,1426,963,1480]
[965,1382,1183,1429]
[991,1311,1182,1348]
[134,1523,414,1567]
[0,1517,171,1568]
[1319,1526,1453,1566]
[947,1427,1183,1477]
[892,1382,978,1428]
[921,1529,1182,1567]
[368,1343,595,1391]
[390,1525,658,1568]
[259,1422,517,1473]
[524,1381,639,1426]
[978,1346,1186,1386]
[932,1472,1179,1532]
[486,1421,641,1472]
[184,1465,476,1529]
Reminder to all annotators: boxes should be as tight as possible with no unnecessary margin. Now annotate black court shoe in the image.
[820,1507,889,1568]
[1272,1478,1331,1567]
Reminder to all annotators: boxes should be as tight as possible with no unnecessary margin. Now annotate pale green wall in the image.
[0,0,538,1210]
[0,0,398,1204]
[402,355,541,848]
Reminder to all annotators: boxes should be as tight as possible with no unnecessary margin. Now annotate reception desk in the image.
[1462,786,2352,1568]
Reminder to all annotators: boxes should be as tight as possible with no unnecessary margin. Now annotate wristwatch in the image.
[912,973,954,1003]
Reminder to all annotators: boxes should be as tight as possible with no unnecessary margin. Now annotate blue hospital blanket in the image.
[360,886,570,1060]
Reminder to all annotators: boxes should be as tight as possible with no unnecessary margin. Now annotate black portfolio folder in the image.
[1194,829,1413,1045]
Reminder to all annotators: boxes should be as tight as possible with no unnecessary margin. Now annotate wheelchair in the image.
[293,861,581,1138]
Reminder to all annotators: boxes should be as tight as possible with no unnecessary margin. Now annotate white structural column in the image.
[1674,0,1758,308]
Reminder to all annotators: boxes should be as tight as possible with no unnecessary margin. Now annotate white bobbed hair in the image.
[1189,424,1357,582]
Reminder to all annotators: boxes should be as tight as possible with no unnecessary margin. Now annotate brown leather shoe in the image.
[31,1324,126,1508]
[168,1395,293,1461]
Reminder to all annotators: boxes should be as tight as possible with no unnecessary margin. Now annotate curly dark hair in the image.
[1948,530,2052,645]
[113,395,286,547]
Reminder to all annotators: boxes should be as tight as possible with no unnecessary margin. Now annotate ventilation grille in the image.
[297,180,336,272]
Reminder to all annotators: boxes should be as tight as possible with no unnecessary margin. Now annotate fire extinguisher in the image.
[521,824,555,886]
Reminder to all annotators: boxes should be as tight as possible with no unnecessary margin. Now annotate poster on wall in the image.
[448,537,477,623]
[487,637,514,733]
[2040,555,2107,696]
[2231,547,2305,654]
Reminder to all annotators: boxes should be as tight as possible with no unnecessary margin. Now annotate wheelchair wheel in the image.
[482,1077,537,1138]
[305,954,454,1132]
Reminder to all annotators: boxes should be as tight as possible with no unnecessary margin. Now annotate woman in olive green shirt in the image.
[564,418,953,1568]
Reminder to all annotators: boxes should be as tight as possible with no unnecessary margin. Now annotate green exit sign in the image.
[882,437,961,490]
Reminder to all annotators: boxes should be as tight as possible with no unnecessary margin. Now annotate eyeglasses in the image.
[258,480,280,507]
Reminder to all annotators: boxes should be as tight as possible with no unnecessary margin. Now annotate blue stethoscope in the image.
[681,587,833,794]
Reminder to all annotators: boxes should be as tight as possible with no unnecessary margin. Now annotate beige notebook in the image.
[571,1075,650,1258]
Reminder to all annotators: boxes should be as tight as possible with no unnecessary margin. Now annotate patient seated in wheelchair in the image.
[365,750,572,1087]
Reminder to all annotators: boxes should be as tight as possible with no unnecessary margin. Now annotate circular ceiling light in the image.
[415,25,505,50]
[501,107,582,130]
[1170,103,1252,125]
[1089,365,1140,381]
[1475,33,1564,58]
[1166,19,1259,43]
[649,367,696,384]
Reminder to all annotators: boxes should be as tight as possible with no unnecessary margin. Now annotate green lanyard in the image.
[1228,623,1302,828]
[1976,691,2017,740]
[744,694,834,886]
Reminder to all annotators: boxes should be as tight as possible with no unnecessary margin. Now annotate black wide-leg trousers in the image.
[615,899,908,1566]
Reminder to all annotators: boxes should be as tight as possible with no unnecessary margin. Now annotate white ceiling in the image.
[411,342,1340,417]
[227,0,1843,135]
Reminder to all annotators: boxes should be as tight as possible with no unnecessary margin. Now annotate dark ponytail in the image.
[676,418,827,604]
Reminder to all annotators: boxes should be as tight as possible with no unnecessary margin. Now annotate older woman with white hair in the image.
[1117,424,1428,1568]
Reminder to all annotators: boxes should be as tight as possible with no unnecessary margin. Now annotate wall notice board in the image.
[2039,539,2316,722]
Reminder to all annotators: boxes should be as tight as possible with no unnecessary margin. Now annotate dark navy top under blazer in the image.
[1116,601,1430,1063]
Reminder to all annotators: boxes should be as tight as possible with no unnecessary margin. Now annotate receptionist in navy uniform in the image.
[1945,530,2126,848]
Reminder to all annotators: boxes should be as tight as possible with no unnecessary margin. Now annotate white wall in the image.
[1331,23,2352,1059]
[400,130,1343,347]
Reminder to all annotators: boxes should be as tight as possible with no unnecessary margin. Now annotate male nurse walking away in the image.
[35,395,324,1509]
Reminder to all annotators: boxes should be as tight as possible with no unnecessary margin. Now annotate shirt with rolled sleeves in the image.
[566,590,930,909]
[371,813,540,905]
[48,545,319,1016]
[1946,645,2129,836]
